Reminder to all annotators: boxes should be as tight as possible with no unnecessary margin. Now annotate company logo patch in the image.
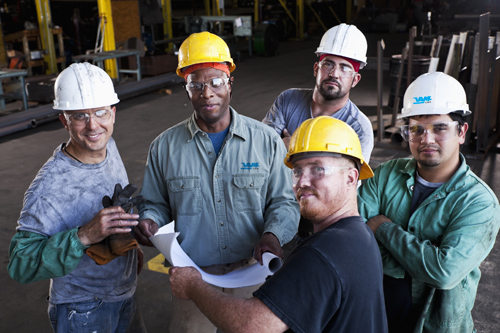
[241,162,259,170]
[413,96,432,104]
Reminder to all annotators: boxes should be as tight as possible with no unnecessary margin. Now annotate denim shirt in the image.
[262,88,374,163]
[139,107,300,267]
[358,155,500,332]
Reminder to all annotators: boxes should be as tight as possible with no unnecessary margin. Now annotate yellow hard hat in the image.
[284,116,374,180]
[176,31,236,77]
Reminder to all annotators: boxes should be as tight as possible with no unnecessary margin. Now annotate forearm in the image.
[8,229,88,284]
[190,282,287,333]
[376,217,499,289]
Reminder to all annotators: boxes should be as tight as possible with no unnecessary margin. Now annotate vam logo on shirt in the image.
[241,162,259,170]
[413,96,432,104]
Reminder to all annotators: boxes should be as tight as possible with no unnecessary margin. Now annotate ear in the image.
[313,62,319,77]
[458,122,469,144]
[59,113,70,131]
[111,106,116,125]
[351,73,361,88]
[346,167,359,187]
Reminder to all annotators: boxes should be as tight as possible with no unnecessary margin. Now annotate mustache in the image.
[322,78,340,86]
[296,187,318,198]
[417,144,440,152]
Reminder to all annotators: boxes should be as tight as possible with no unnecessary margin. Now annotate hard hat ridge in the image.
[284,116,373,180]
[315,23,368,69]
[53,62,119,110]
[399,72,471,119]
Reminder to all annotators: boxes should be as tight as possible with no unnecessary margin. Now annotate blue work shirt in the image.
[262,88,374,163]
[139,107,300,267]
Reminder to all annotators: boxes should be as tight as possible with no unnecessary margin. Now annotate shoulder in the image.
[237,113,282,141]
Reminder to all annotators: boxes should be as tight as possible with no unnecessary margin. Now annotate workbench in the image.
[72,50,142,82]
[4,28,65,76]
[0,69,29,111]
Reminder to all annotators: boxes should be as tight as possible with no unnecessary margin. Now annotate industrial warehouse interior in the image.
[1,0,500,332]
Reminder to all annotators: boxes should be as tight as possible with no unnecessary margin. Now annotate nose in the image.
[420,129,436,143]
[294,172,311,188]
[86,114,99,129]
[201,84,215,97]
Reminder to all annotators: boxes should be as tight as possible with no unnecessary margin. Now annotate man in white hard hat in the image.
[263,23,374,164]
[358,72,500,332]
[134,32,299,332]
[168,117,388,332]
[7,63,145,332]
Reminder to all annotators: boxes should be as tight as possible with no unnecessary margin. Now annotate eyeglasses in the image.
[63,109,113,126]
[318,60,355,78]
[292,165,350,184]
[185,77,230,93]
[401,121,459,142]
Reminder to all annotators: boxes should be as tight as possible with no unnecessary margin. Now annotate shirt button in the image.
[215,175,219,178]
[220,223,224,226]
[181,185,185,189]
[410,185,414,191]
[217,199,221,203]
[250,183,254,187]
[409,227,416,232]
[208,152,212,155]
[223,246,227,249]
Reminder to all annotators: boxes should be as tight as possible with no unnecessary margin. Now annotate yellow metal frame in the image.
[162,0,173,52]
[35,0,57,74]
[305,1,327,32]
[96,0,117,78]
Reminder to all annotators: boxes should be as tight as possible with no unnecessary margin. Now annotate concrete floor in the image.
[1,33,500,332]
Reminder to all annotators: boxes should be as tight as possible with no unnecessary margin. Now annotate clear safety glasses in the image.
[292,165,350,184]
[63,109,113,126]
[318,60,355,78]
[185,77,230,93]
[401,121,459,142]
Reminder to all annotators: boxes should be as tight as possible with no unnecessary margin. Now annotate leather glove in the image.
[86,183,146,265]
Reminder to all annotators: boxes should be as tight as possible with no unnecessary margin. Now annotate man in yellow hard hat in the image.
[358,72,500,332]
[168,116,388,332]
[134,31,300,332]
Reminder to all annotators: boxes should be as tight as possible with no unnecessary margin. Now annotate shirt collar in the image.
[186,107,247,141]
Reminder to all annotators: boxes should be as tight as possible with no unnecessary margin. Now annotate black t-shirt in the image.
[254,216,388,333]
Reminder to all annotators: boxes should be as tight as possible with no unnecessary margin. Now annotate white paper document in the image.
[149,222,283,288]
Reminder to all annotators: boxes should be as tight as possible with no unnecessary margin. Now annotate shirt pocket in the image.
[233,173,266,212]
[167,177,202,216]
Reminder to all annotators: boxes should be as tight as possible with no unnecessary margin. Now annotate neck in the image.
[313,202,359,233]
[416,154,461,183]
[311,92,349,118]
[64,142,107,164]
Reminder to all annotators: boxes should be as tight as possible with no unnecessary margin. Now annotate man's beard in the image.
[318,79,348,100]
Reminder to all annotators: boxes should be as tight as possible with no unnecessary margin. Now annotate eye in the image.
[72,113,87,121]
[340,65,353,73]
[321,61,334,70]
[210,78,224,88]
[188,82,204,90]
[292,169,303,177]
[310,166,325,176]
[95,110,108,118]
[409,125,424,135]
[433,123,448,132]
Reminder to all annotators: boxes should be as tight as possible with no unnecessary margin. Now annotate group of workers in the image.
[7,22,500,333]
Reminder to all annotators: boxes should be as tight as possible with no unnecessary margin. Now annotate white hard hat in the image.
[399,72,471,119]
[315,23,368,69]
[53,62,119,110]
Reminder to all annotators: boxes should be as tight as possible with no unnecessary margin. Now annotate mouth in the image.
[86,133,103,140]
[201,104,218,111]
[324,79,340,88]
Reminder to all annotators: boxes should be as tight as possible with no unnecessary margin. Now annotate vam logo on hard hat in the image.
[413,96,432,104]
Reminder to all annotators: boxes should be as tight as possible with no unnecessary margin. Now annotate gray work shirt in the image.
[139,107,300,267]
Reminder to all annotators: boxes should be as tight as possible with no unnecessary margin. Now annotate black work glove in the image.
[102,183,146,213]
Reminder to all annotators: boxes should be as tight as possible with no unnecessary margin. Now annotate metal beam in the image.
[97,0,118,79]
[35,0,57,74]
